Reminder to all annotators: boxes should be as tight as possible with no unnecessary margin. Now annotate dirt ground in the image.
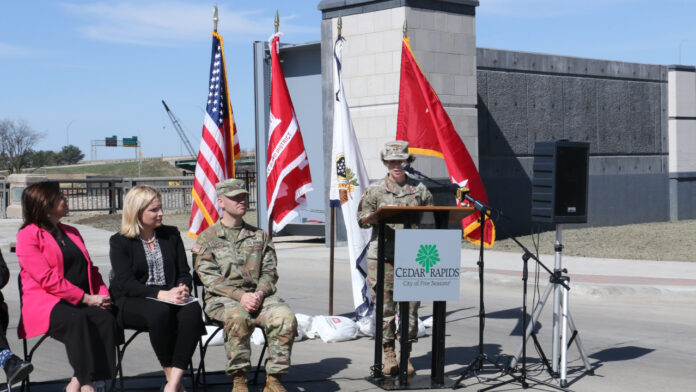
[463,219,696,261]
[63,213,696,262]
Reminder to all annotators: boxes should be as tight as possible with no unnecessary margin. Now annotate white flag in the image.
[328,36,373,317]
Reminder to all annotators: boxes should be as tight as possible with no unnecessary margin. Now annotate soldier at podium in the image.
[357,140,434,376]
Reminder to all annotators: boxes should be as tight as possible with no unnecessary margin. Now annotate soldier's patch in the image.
[192,243,201,253]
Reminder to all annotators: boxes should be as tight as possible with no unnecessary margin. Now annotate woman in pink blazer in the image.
[16,181,120,392]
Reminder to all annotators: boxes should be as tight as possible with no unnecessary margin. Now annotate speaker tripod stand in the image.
[460,218,567,392]
[509,225,594,387]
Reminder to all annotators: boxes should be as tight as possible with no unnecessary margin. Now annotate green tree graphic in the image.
[415,244,440,273]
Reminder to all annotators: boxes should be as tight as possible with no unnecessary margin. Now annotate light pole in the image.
[679,39,689,65]
[66,120,75,146]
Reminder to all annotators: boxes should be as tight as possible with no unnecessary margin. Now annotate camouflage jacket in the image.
[194,220,278,303]
[356,176,434,259]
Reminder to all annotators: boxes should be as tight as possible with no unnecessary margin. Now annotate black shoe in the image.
[4,355,34,386]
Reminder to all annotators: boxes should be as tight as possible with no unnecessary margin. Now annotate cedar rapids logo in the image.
[395,244,460,278]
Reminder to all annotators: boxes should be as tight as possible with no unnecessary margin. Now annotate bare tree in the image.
[0,119,43,174]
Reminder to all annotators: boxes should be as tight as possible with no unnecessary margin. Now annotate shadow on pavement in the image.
[283,356,351,391]
[485,307,542,336]
[589,345,654,362]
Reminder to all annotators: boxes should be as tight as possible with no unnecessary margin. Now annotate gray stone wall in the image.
[477,48,670,235]
[668,66,696,220]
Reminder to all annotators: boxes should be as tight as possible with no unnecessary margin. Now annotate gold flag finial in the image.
[213,5,219,32]
[275,9,279,33]
[337,14,343,38]
[403,18,408,38]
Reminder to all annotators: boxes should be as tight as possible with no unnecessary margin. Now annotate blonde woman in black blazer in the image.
[109,186,204,392]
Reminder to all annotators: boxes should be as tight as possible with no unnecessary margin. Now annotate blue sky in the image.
[1,0,694,161]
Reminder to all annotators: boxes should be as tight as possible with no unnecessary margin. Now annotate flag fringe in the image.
[463,216,496,248]
[408,147,444,159]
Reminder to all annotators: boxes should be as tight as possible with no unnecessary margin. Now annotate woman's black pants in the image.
[119,297,203,370]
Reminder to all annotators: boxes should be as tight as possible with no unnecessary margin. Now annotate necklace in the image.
[141,236,156,244]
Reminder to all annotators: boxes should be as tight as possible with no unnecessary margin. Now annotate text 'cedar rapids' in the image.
[394,268,460,278]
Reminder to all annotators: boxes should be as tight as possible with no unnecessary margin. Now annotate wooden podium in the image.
[361,206,474,390]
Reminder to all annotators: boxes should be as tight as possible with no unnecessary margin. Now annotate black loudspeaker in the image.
[531,140,590,224]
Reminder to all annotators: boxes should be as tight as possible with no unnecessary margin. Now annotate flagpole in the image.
[328,15,343,316]
[213,4,218,32]
[268,10,278,242]
[275,9,279,33]
[329,207,335,315]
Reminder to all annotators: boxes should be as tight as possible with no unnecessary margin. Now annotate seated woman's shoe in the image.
[4,355,34,386]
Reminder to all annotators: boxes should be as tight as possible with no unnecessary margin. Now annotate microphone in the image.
[400,162,419,176]
[458,186,490,213]
[400,163,492,213]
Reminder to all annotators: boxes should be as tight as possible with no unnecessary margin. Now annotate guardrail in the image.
[49,172,257,215]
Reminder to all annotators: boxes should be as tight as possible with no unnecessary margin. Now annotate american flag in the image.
[188,31,240,238]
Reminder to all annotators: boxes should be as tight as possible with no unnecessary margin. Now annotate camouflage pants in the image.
[367,257,419,344]
[205,295,297,375]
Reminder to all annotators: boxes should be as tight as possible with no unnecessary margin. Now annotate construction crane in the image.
[161,100,196,157]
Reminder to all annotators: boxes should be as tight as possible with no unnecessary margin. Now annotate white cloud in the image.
[0,41,32,58]
[59,1,315,47]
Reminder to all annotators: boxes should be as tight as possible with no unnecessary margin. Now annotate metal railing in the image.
[59,178,124,214]
[0,179,8,219]
[0,172,257,217]
[52,172,257,215]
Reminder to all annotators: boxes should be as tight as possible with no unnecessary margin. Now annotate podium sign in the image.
[394,229,461,302]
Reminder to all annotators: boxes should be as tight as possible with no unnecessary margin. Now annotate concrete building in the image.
[249,0,695,238]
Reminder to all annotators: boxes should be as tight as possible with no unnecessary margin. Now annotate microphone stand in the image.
[399,165,505,388]
[451,191,506,389]
[465,207,568,392]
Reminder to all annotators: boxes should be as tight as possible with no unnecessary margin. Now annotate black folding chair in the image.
[109,271,197,392]
[17,275,48,392]
[191,269,267,390]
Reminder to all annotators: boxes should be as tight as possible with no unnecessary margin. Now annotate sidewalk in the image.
[0,219,695,391]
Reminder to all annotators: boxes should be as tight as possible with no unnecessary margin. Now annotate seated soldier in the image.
[194,179,297,392]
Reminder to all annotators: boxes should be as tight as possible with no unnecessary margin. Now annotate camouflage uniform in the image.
[194,220,297,376]
[357,175,434,343]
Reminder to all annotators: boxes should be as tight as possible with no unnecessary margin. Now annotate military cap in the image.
[215,178,249,198]
[380,140,412,161]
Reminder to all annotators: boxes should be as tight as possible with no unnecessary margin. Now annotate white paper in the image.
[146,296,198,306]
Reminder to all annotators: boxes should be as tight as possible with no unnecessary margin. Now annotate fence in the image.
[0,179,8,219]
[0,172,258,216]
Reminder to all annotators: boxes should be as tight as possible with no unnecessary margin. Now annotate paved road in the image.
[0,219,694,391]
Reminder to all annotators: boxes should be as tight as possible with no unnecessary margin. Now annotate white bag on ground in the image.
[417,317,426,337]
[313,316,359,343]
[201,325,225,346]
[295,313,315,340]
[251,327,265,345]
[422,316,433,328]
[395,315,427,338]
[357,315,376,337]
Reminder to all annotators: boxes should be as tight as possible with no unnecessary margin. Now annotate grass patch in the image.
[462,220,696,262]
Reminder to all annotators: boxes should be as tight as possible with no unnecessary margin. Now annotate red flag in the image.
[396,38,495,247]
[266,33,313,232]
[189,31,239,238]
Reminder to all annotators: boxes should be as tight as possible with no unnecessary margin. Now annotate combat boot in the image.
[263,374,287,392]
[383,342,399,376]
[231,372,248,392]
